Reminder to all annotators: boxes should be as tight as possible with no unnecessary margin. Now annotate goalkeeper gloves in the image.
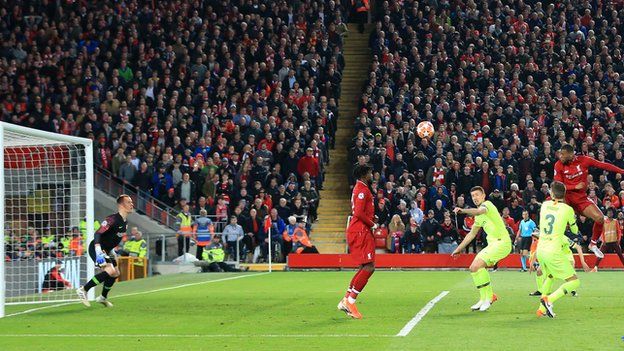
[95,245,106,265]
[96,253,106,265]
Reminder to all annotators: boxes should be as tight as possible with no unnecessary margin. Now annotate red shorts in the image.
[565,191,597,214]
[347,230,375,265]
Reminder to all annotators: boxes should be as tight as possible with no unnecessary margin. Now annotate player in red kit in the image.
[337,164,376,319]
[555,144,624,257]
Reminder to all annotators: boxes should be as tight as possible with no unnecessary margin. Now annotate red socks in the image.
[347,269,374,300]
[591,221,604,244]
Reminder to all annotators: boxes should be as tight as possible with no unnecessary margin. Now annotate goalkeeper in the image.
[76,195,134,307]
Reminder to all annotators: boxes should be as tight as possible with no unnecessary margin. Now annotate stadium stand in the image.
[0,0,348,262]
[3,0,624,259]
[353,0,624,253]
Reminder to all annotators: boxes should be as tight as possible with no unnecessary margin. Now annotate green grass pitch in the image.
[0,271,622,350]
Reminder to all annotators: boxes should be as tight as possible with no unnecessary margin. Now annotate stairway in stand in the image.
[312,24,372,254]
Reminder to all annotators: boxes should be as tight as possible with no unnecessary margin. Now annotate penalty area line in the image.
[4,273,269,318]
[0,333,397,338]
[396,290,449,337]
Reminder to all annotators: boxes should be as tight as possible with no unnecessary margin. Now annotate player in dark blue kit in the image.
[76,195,134,307]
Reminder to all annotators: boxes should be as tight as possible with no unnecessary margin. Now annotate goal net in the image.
[0,123,94,317]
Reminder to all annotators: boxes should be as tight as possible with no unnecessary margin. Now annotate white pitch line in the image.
[396,290,449,337]
[0,334,396,338]
[4,273,269,318]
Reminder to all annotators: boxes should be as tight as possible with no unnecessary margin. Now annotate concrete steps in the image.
[313,23,372,254]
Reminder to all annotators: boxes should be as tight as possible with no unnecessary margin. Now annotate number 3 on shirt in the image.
[543,214,555,235]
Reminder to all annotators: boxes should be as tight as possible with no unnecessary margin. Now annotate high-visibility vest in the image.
[177,212,193,236]
[126,239,147,266]
[202,248,225,263]
[128,239,147,258]
[60,237,71,255]
[194,217,214,247]
[124,240,136,253]
[603,219,620,243]
[41,235,55,246]
[80,220,100,241]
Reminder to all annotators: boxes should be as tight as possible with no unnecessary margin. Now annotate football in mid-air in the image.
[417,121,435,139]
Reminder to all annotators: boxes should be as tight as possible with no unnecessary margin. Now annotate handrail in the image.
[93,166,228,231]
[94,166,178,229]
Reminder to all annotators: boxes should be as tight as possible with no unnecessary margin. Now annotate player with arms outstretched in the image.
[535,182,586,318]
[338,164,376,319]
[76,195,134,307]
[555,143,624,257]
[452,186,512,312]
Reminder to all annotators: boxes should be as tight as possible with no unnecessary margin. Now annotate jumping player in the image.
[452,186,512,312]
[555,144,624,257]
[76,195,134,307]
[338,164,376,319]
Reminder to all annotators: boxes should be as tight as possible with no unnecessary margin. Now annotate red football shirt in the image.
[347,180,375,233]
[554,155,624,193]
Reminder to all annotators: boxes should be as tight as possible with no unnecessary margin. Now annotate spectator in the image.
[152,165,173,201]
[352,0,370,34]
[119,155,137,184]
[402,218,423,254]
[175,173,197,207]
[438,217,459,254]
[111,148,126,176]
[578,215,594,249]
[409,201,424,225]
[426,158,447,187]
[375,199,390,228]
[432,200,447,223]
[267,208,287,261]
[243,208,265,263]
[421,210,440,253]
[41,260,72,293]
[297,148,320,188]
[300,180,320,222]
[276,198,292,222]
[133,162,153,194]
[388,215,405,253]
[223,216,244,261]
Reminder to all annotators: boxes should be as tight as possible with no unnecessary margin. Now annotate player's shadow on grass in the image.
[27,306,100,317]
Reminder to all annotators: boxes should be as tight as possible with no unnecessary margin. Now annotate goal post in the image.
[0,122,94,317]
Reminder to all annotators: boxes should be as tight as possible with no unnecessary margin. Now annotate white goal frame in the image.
[0,122,95,317]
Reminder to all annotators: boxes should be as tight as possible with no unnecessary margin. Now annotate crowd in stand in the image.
[0,0,351,261]
[351,0,624,254]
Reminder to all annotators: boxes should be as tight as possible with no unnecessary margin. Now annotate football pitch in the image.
[0,271,622,350]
